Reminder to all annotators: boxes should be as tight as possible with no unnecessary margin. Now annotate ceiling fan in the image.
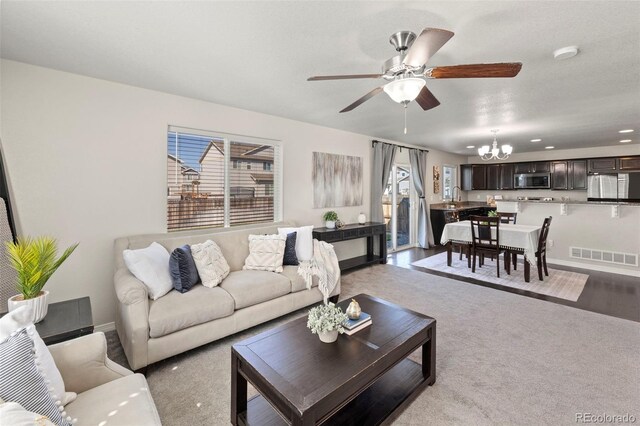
[308,28,522,133]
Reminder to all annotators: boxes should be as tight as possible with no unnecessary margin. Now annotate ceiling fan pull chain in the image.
[404,103,408,134]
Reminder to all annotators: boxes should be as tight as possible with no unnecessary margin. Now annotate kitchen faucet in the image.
[452,185,462,203]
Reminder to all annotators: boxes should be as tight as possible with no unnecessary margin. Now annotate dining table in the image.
[440,220,542,282]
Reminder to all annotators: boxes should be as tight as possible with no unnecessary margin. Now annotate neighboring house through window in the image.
[167,126,282,231]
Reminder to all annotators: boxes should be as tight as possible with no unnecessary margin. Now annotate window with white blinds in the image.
[167,126,282,231]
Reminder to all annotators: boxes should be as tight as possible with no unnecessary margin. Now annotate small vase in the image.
[358,213,366,225]
[8,290,50,323]
[326,220,336,229]
[346,299,361,320]
[318,330,339,343]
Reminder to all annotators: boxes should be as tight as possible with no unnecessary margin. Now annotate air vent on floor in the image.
[570,246,638,266]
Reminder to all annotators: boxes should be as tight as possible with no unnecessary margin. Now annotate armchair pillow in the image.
[0,401,55,426]
[0,329,71,426]
[243,234,286,273]
[191,240,230,288]
[0,306,76,407]
[278,225,314,261]
[122,242,173,300]
[169,245,200,293]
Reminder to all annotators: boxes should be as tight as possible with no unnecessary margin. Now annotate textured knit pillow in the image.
[123,242,173,299]
[278,225,314,261]
[0,306,76,407]
[0,329,71,426]
[0,401,56,426]
[191,240,230,287]
[244,234,286,273]
[169,245,200,293]
[283,232,299,266]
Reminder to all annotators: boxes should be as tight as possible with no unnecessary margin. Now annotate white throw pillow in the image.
[0,306,77,408]
[123,242,173,300]
[0,401,56,426]
[244,234,286,273]
[278,225,314,261]
[191,240,230,287]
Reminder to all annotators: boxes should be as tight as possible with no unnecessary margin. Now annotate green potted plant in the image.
[306,302,349,343]
[6,236,78,323]
[323,211,338,229]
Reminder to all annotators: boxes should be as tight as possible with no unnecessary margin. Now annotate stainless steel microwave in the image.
[513,173,551,189]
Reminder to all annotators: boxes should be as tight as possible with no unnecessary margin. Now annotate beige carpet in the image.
[411,252,588,301]
[106,265,639,425]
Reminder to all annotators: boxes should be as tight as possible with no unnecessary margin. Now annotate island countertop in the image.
[430,202,496,211]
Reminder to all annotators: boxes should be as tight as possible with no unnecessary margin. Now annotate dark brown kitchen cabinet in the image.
[569,160,587,190]
[486,164,500,190]
[618,156,640,171]
[500,164,514,189]
[460,164,473,191]
[514,162,550,173]
[551,161,568,190]
[588,158,617,173]
[472,165,487,190]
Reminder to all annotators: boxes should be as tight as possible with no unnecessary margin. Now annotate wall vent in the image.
[570,247,638,267]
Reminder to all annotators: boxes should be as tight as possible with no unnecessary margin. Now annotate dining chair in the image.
[470,215,509,277]
[497,212,517,224]
[497,212,518,269]
[535,216,553,281]
[444,210,470,266]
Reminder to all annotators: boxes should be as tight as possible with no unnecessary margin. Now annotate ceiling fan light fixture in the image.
[383,77,426,104]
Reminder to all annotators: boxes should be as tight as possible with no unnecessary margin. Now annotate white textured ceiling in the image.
[1,1,639,154]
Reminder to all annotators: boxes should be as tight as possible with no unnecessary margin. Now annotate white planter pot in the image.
[325,221,336,229]
[318,330,339,343]
[8,291,50,323]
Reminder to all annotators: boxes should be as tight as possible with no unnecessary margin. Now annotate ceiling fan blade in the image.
[404,28,454,67]
[307,74,382,81]
[415,86,440,111]
[427,63,523,79]
[339,87,384,113]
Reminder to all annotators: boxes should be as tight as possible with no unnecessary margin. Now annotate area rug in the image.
[411,252,588,302]
[105,264,639,425]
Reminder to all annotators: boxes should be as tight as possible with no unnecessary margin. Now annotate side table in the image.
[35,296,94,345]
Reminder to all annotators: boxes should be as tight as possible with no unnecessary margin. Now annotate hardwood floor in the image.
[385,246,640,323]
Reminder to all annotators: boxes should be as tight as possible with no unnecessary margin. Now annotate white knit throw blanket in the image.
[298,240,340,303]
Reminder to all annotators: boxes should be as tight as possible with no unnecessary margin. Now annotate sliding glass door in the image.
[383,164,416,251]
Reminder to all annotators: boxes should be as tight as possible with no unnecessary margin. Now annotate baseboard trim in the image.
[547,257,640,277]
[95,322,116,333]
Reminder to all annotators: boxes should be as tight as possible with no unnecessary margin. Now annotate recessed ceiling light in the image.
[466,145,475,149]
[553,46,579,60]
[620,139,632,143]
[545,146,555,149]
[619,129,634,134]
[530,139,542,142]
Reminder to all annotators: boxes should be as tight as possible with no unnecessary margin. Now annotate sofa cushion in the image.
[220,270,291,309]
[243,234,286,273]
[280,266,319,293]
[169,245,200,293]
[123,242,173,300]
[282,232,299,266]
[65,373,160,425]
[148,285,235,338]
[191,240,230,287]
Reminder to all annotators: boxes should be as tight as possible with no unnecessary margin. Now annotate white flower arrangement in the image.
[306,302,349,334]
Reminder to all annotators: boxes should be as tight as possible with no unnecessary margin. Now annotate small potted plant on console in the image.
[323,211,338,229]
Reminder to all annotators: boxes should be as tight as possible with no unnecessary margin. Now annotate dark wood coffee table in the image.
[231,294,436,425]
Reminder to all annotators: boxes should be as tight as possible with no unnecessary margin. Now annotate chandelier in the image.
[478,130,513,160]
[383,76,426,135]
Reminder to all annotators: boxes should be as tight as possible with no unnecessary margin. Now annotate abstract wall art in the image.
[312,152,363,208]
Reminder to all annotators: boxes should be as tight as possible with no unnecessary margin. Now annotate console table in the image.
[313,222,387,271]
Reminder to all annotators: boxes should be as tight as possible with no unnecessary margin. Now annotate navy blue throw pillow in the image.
[169,245,200,293]
[283,232,299,266]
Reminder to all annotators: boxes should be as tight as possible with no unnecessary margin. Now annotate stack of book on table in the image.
[343,312,372,336]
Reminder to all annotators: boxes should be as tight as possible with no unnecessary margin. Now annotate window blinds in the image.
[167,126,281,231]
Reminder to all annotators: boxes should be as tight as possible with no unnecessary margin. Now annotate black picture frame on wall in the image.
[0,142,17,240]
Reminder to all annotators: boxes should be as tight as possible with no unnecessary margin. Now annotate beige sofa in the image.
[50,332,161,425]
[114,222,340,370]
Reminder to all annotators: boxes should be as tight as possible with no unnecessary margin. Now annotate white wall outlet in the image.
[548,239,554,247]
